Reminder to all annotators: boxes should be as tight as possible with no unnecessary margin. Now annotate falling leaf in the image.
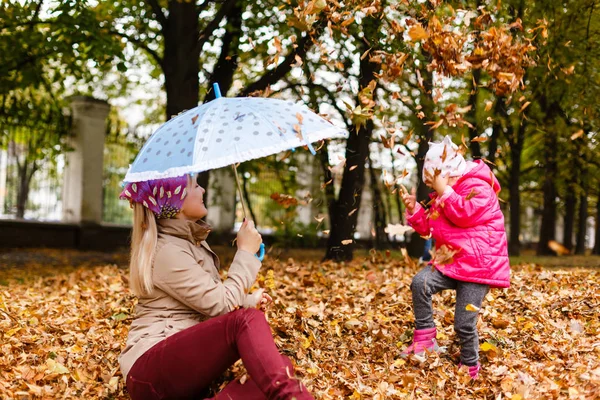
[348,208,357,216]
[384,224,414,236]
[548,240,569,255]
[519,101,531,113]
[441,145,448,162]
[349,165,358,171]
[322,230,330,234]
[570,130,584,140]
[471,136,487,143]
[341,16,355,27]
[341,239,353,245]
[408,24,429,41]
[484,100,493,111]
[270,193,298,208]
[432,244,460,265]
[191,114,199,124]
[293,124,304,141]
[466,189,479,200]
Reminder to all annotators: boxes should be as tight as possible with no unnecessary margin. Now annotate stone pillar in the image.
[62,96,110,224]
[206,167,237,232]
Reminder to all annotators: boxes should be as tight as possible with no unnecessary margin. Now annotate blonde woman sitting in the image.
[119,175,313,400]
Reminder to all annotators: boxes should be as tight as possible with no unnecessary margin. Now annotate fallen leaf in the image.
[465,303,480,312]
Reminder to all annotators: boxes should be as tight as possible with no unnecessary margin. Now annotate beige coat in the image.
[119,219,261,377]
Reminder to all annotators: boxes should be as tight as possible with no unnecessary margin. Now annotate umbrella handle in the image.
[256,243,265,261]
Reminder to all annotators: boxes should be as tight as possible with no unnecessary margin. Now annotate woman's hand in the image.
[257,291,273,311]
[237,219,262,254]
[400,185,417,213]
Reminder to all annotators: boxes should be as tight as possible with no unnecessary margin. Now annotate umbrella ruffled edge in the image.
[122,126,346,183]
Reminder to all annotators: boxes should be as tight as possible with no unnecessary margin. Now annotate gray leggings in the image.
[411,266,489,366]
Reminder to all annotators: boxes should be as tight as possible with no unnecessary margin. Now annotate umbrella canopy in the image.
[123,93,346,183]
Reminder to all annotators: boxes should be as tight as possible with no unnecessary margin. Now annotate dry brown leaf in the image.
[570,130,584,141]
[466,189,479,200]
[408,24,429,41]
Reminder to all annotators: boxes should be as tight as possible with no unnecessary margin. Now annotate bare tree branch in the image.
[239,23,325,96]
[146,0,168,29]
[109,30,164,68]
[194,0,237,56]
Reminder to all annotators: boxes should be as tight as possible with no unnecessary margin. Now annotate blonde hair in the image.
[129,202,158,296]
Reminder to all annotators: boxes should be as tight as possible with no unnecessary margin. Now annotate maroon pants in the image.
[126,308,313,400]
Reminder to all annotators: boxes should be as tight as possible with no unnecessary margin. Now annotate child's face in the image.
[180,180,208,220]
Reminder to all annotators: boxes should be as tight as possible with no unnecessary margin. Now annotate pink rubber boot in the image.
[458,362,481,379]
[400,327,440,358]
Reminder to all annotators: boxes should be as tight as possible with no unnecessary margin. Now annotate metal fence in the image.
[102,131,140,225]
[0,127,64,221]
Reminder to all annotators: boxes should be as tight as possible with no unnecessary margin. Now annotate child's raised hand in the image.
[431,173,449,195]
[400,185,417,213]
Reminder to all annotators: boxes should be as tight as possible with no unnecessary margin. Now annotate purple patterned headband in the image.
[120,175,189,219]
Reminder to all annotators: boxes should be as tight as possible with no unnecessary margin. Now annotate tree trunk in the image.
[163,2,200,121]
[241,171,258,225]
[389,147,404,223]
[466,68,482,159]
[593,188,600,255]
[16,162,36,219]
[199,0,244,197]
[324,119,373,260]
[16,165,29,219]
[324,16,379,261]
[575,193,588,255]
[487,97,505,165]
[406,65,434,258]
[368,153,388,249]
[537,104,559,256]
[563,187,576,251]
[507,102,526,256]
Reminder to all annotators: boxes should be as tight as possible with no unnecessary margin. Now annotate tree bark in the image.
[487,97,505,165]
[324,15,380,261]
[466,68,482,159]
[16,162,36,219]
[593,186,600,255]
[241,171,258,225]
[324,118,374,260]
[163,2,200,121]
[368,153,388,249]
[505,100,526,256]
[575,192,588,254]
[537,103,559,255]
[563,187,576,251]
[198,0,244,194]
[406,65,434,258]
[389,147,404,223]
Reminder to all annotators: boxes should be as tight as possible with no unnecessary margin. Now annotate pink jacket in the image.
[407,160,510,288]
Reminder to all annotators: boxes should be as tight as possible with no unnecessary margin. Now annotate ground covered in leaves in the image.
[0,249,599,399]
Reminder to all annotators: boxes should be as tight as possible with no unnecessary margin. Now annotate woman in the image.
[118,174,313,399]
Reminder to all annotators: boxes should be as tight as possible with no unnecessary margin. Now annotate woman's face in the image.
[179,180,208,220]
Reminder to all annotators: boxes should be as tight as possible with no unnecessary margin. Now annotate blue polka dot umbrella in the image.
[123,84,346,184]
